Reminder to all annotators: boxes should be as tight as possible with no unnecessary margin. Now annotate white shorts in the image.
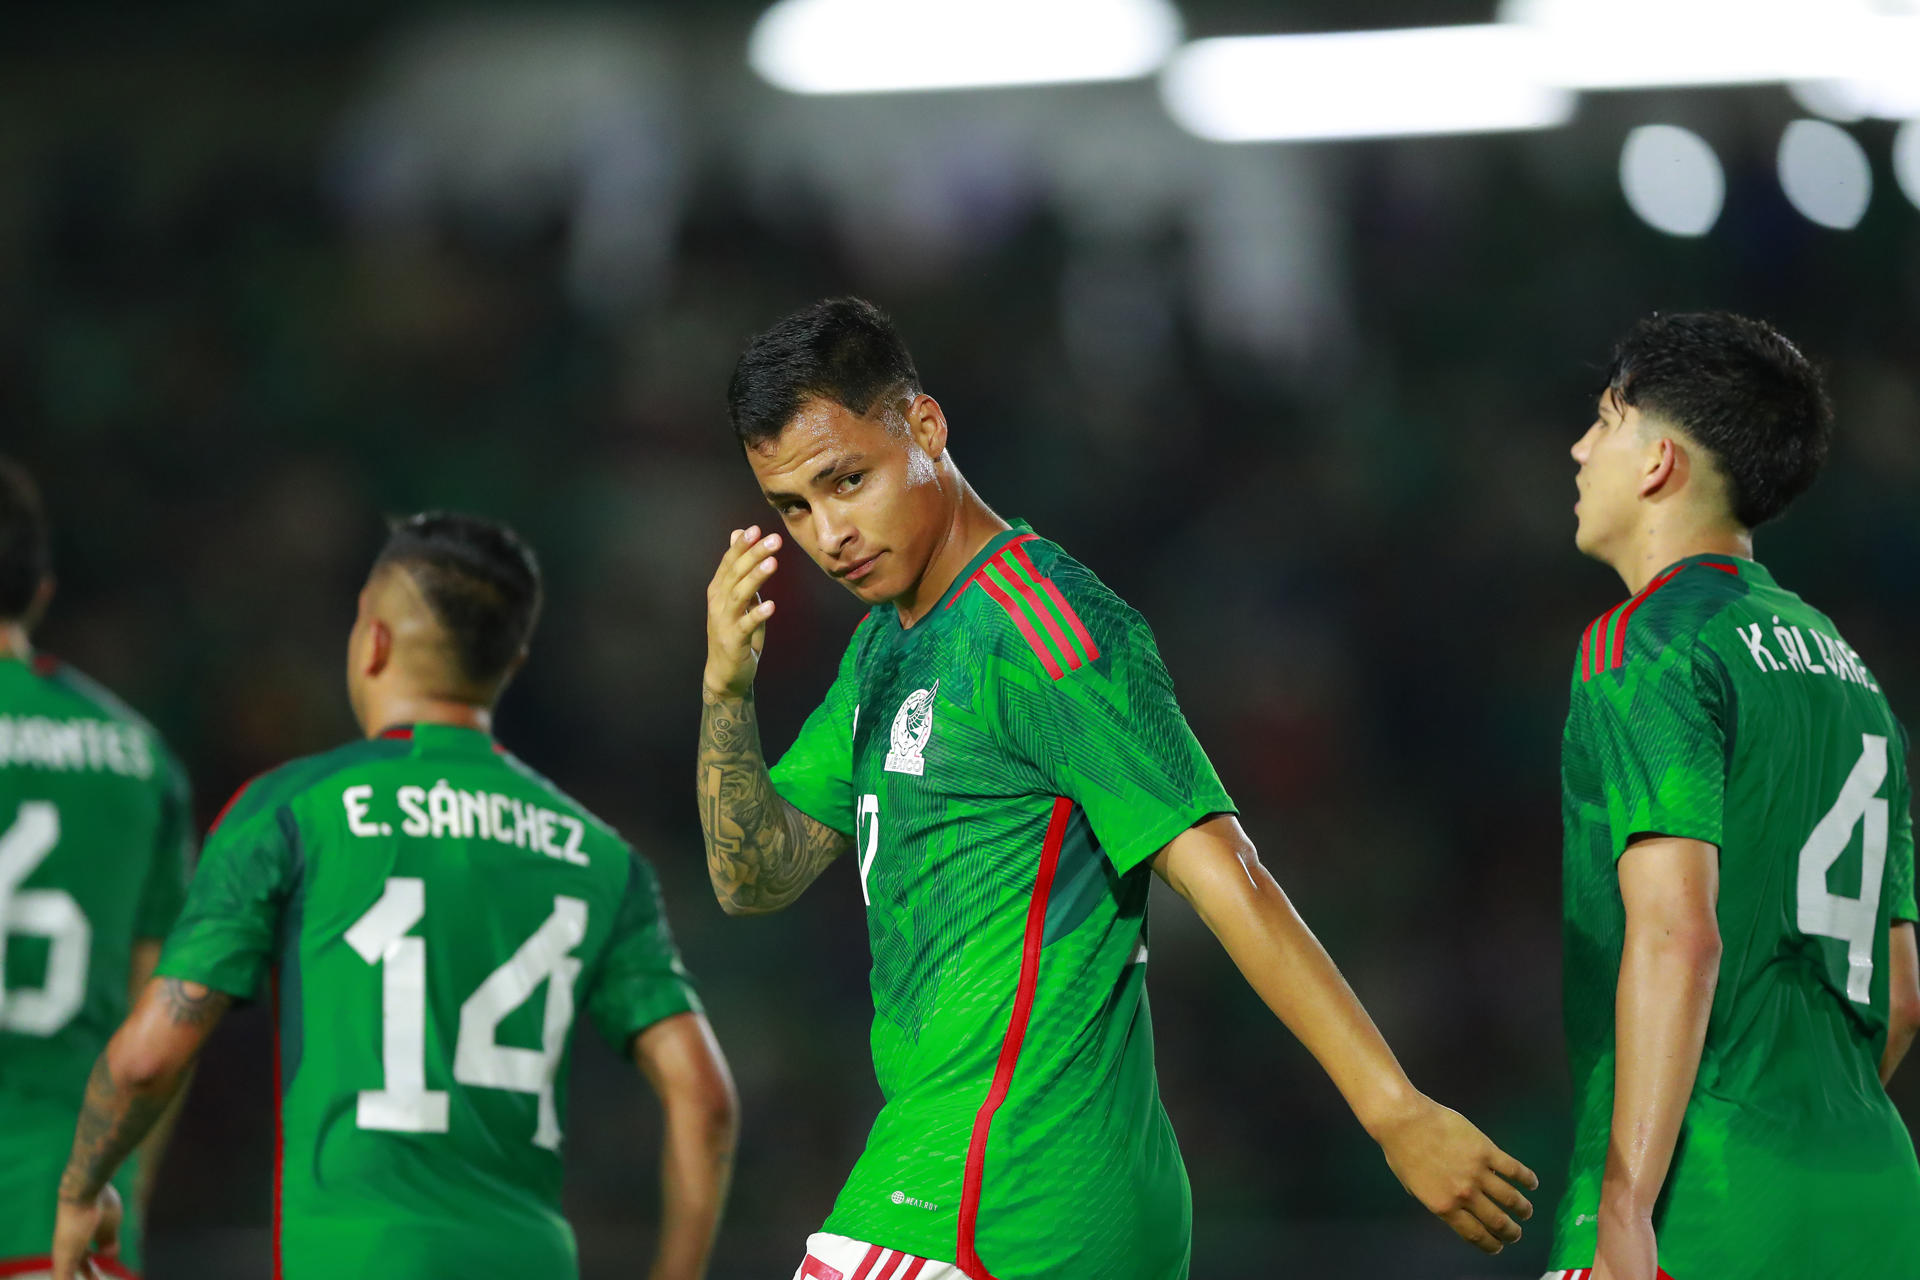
[791,1232,967,1280]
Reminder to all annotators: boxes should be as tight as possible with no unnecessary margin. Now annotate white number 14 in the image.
[347,877,587,1150]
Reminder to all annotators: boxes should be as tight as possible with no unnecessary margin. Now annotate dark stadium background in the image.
[6,2,1917,1276]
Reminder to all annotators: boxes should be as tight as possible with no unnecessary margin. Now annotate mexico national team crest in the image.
[885,679,939,776]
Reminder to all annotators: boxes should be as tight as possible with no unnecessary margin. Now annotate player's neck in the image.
[0,623,31,663]
[1614,518,1753,595]
[895,483,1009,629]
[364,693,494,740]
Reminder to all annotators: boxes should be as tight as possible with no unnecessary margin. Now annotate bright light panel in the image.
[1895,120,1920,213]
[749,0,1182,95]
[1778,119,1874,229]
[1499,0,1920,98]
[1162,27,1574,143]
[1619,125,1724,237]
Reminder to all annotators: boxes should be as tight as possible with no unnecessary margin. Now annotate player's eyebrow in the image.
[810,453,866,486]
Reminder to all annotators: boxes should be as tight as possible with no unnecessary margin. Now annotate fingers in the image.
[1441,1205,1504,1254]
[1483,1167,1535,1221]
[727,551,779,610]
[1468,1189,1523,1246]
[1492,1147,1541,1192]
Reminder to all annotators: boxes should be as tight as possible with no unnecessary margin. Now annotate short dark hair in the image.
[0,456,50,619]
[727,297,921,447]
[374,512,543,691]
[1606,312,1833,528]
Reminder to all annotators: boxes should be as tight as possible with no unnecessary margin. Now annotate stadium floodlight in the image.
[1499,0,1920,94]
[1619,125,1724,237]
[1895,121,1920,214]
[1777,119,1874,230]
[1161,26,1574,143]
[748,0,1183,94]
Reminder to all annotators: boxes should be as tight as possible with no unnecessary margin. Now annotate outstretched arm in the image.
[1884,922,1919,1086]
[698,526,850,915]
[1593,836,1721,1280]
[1153,815,1538,1255]
[54,977,232,1279]
[633,1011,739,1280]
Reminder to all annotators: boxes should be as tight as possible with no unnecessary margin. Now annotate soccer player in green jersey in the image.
[1546,313,1920,1280]
[696,298,1538,1280]
[51,513,739,1280]
[0,456,195,1280]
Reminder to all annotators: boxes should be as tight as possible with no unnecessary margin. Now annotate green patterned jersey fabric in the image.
[1552,554,1920,1278]
[770,522,1235,1280]
[156,723,700,1280]
[0,656,192,1271]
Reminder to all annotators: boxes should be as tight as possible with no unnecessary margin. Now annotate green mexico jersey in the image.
[1553,554,1920,1277]
[770,522,1235,1280]
[0,656,191,1272]
[156,723,700,1280]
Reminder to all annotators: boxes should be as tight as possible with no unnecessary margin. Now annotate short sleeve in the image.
[1578,640,1729,860]
[134,753,194,940]
[1007,583,1235,875]
[155,783,299,1000]
[586,852,702,1051]
[768,622,865,836]
[1891,722,1916,924]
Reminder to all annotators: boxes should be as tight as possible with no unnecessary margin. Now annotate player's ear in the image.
[904,394,949,461]
[366,618,394,678]
[1639,436,1680,499]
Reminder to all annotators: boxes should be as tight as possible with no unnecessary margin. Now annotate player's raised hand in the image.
[1373,1095,1538,1254]
[51,1184,123,1280]
[703,526,781,701]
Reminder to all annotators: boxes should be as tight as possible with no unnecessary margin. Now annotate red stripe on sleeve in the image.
[955,797,1073,1279]
[1010,544,1101,662]
[992,556,1080,672]
[977,574,1065,679]
[897,1259,928,1280]
[1606,564,1687,670]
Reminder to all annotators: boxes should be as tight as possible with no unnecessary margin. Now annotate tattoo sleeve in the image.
[697,687,850,914]
[59,979,230,1203]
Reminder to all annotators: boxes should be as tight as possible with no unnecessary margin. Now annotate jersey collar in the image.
[1666,552,1775,587]
[375,722,500,753]
[930,519,1034,614]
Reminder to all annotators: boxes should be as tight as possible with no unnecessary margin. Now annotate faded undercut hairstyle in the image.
[727,297,921,448]
[0,455,50,620]
[1606,311,1834,528]
[375,512,543,693]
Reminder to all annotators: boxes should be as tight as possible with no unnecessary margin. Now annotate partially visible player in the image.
[0,456,194,1279]
[1548,313,1920,1280]
[698,298,1537,1280]
[52,513,738,1280]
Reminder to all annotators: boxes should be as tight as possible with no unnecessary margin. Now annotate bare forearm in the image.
[1883,923,1919,1086]
[60,1054,186,1204]
[696,688,845,914]
[1603,928,1719,1211]
[1172,844,1416,1132]
[649,1105,737,1280]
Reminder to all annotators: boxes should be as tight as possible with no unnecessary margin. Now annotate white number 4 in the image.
[348,877,587,1150]
[1797,734,1890,1004]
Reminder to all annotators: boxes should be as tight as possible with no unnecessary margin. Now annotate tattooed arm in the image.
[700,525,851,916]
[698,687,850,915]
[52,977,230,1278]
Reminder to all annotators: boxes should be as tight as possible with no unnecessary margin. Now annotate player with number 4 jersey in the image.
[0,458,192,1278]
[1551,314,1920,1280]
[51,514,738,1280]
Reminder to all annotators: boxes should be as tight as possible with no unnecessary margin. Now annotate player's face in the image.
[1570,387,1648,559]
[747,397,948,606]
